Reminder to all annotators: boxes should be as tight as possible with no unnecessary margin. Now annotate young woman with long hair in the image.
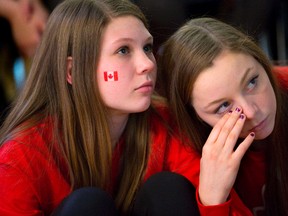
[159,17,288,215]
[0,0,202,215]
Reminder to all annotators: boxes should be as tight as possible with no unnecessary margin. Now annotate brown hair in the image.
[0,0,153,213]
[159,17,288,215]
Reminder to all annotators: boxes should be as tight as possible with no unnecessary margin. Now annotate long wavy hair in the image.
[0,0,154,213]
[158,17,288,215]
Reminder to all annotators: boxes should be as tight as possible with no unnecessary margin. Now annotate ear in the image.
[66,56,73,84]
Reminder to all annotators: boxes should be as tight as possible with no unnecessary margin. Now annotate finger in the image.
[205,111,231,144]
[19,0,32,21]
[216,107,242,147]
[222,112,246,154]
[233,132,255,161]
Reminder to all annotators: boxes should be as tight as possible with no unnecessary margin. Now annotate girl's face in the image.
[97,15,156,116]
[16,0,49,57]
[191,51,277,140]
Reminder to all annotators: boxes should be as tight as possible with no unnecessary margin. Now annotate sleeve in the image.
[165,135,253,216]
[0,163,44,216]
[0,139,70,216]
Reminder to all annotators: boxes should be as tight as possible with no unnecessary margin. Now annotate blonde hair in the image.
[0,0,152,213]
[159,17,288,215]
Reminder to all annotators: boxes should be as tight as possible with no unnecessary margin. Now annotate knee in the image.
[132,172,200,216]
[143,171,196,193]
[52,187,118,216]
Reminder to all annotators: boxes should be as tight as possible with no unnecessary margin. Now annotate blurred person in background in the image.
[0,0,62,125]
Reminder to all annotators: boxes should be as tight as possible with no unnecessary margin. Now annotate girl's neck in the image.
[108,112,129,149]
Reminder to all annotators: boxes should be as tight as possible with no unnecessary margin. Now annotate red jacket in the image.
[2,67,287,216]
[0,105,261,216]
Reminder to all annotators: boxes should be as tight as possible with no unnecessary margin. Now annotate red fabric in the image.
[0,123,71,216]
[0,106,263,216]
[273,66,288,89]
[234,150,266,216]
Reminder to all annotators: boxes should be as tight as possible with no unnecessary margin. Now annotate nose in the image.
[35,11,48,36]
[30,1,49,35]
[136,51,156,75]
[237,97,258,119]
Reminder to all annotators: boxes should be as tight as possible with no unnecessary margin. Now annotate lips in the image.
[135,81,154,91]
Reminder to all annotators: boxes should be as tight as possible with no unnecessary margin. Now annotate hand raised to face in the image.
[198,107,255,206]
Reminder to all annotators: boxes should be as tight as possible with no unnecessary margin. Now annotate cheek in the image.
[269,89,277,112]
[151,70,157,82]
[261,76,277,106]
[260,84,277,113]
[194,109,218,127]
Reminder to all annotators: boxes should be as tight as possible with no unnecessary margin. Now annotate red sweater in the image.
[2,67,286,216]
[0,105,262,216]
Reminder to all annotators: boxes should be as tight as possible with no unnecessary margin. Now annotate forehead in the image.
[101,15,150,44]
[192,51,259,105]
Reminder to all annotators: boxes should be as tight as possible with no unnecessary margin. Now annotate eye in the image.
[247,75,259,91]
[117,46,129,55]
[143,43,153,53]
[216,101,232,115]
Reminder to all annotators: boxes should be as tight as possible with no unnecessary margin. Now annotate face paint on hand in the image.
[104,71,118,81]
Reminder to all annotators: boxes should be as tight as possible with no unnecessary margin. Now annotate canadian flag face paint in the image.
[104,71,118,81]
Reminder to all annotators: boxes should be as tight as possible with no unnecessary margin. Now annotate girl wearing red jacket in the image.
[0,0,202,215]
[158,17,288,215]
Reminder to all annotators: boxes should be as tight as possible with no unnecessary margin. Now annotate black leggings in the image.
[51,187,118,216]
[52,172,200,216]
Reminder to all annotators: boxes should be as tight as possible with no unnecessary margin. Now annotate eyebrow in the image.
[240,67,253,86]
[111,36,153,45]
[203,67,253,110]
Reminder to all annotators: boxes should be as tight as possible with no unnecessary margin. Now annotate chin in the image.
[137,100,151,112]
[136,104,151,113]
[243,128,274,140]
[254,130,273,140]
[127,105,151,114]
[239,129,273,141]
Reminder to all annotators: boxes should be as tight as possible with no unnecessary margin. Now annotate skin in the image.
[193,51,276,140]
[97,15,156,146]
[67,16,156,147]
[191,51,277,205]
[0,0,48,58]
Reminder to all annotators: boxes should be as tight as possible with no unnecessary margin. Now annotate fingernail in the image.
[240,114,245,119]
[229,110,233,114]
[235,107,241,112]
[250,132,255,137]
